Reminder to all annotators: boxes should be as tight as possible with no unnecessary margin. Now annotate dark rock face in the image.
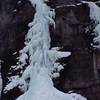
[50,0,81,6]
[0,0,100,100]
[51,1,100,100]
[0,0,34,58]
[54,3,93,87]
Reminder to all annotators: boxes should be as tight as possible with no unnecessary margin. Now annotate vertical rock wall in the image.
[51,1,100,100]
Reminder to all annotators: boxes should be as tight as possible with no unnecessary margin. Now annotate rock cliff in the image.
[0,0,100,100]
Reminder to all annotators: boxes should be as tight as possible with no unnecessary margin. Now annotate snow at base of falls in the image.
[16,68,86,100]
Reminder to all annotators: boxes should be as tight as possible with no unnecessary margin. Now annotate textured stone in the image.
[52,1,100,100]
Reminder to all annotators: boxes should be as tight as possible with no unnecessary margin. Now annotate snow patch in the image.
[88,2,100,48]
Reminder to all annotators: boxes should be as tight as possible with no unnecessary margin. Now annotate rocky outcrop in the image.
[51,1,100,100]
